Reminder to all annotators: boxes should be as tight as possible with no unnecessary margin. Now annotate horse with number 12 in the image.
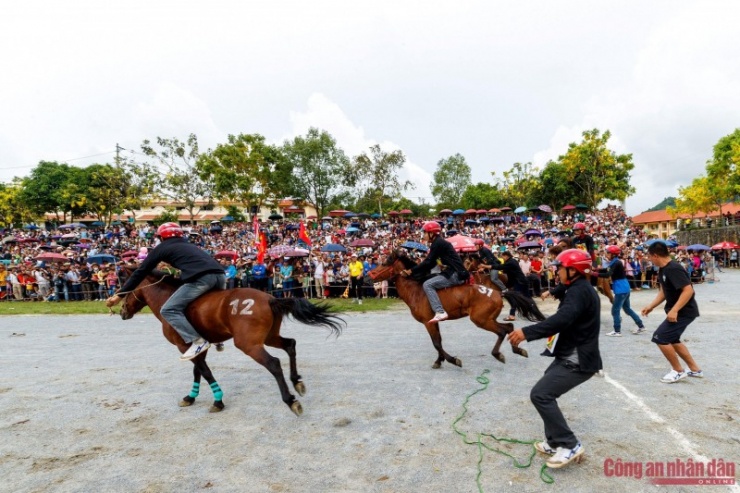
[370,250,546,369]
[115,264,344,416]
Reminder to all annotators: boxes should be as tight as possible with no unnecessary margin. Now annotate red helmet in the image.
[552,249,592,275]
[421,221,442,234]
[573,222,586,231]
[157,222,184,239]
[606,245,621,255]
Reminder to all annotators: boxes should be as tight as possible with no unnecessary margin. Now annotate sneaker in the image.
[534,441,556,455]
[642,284,650,289]
[428,311,449,324]
[605,331,622,337]
[686,370,704,378]
[660,369,687,383]
[546,443,584,468]
[180,338,211,361]
[631,327,646,335]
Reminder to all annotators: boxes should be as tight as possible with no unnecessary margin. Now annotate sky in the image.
[2,1,739,216]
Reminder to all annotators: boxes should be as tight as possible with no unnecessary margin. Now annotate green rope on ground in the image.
[452,369,554,491]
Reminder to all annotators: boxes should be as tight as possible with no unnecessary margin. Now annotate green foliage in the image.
[353,144,413,216]
[19,161,77,220]
[530,160,579,209]
[430,153,471,210]
[557,129,635,209]
[153,207,179,226]
[460,182,503,210]
[0,181,35,226]
[706,128,740,198]
[281,128,351,218]
[493,162,541,209]
[645,197,676,212]
[224,205,246,222]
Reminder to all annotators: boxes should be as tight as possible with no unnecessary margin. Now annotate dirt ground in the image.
[1,272,739,493]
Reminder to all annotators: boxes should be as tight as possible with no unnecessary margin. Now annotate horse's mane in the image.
[148,269,184,288]
[389,249,417,270]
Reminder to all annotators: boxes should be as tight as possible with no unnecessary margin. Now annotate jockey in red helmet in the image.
[106,222,227,361]
[401,221,468,324]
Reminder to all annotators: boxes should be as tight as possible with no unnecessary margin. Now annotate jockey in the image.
[106,222,226,361]
[401,221,468,323]
[474,238,507,291]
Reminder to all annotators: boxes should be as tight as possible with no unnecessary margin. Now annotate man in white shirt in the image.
[313,255,326,299]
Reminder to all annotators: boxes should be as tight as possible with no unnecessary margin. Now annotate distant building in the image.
[632,202,740,238]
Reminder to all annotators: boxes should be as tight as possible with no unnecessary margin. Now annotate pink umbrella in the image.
[446,235,478,253]
[350,238,375,247]
[711,241,740,250]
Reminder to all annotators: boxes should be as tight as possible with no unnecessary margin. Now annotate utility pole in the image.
[115,143,124,166]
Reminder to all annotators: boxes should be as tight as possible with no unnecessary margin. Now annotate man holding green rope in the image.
[508,248,602,469]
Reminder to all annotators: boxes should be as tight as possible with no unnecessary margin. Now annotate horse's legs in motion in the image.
[470,306,529,363]
[241,343,302,416]
[186,353,225,413]
[179,359,202,407]
[424,322,462,369]
[265,328,304,396]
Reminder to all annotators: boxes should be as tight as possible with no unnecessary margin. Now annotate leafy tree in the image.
[493,161,541,209]
[670,176,716,223]
[460,182,504,210]
[197,133,278,216]
[353,145,413,216]
[430,153,471,210]
[141,134,213,224]
[281,128,351,218]
[0,180,35,227]
[152,207,179,226]
[705,128,740,208]
[18,161,77,221]
[646,197,676,212]
[557,129,635,209]
[531,160,579,209]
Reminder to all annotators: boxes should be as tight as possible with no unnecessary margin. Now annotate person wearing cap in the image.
[475,239,507,291]
[490,250,530,321]
[348,253,365,304]
[400,221,468,323]
[106,222,226,361]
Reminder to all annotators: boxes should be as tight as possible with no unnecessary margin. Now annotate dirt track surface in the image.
[2,273,739,493]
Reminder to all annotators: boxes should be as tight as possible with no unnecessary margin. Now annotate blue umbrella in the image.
[321,243,346,253]
[345,226,360,233]
[452,209,465,215]
[91,221,105,227]
[514,206,527,213]
[59,222,87,229]
[645,239,678,248]
[686,244,711,251]
[343,212,357,218]
[370,213,381,219]
[86,254,117,265]
[400,241,429,252]
[464,219,478,225]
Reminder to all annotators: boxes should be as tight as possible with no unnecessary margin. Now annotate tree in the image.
[672,176,716,221]
[493,162,541,208]
[141,134,213,224]
[0,180,35,227]
[557,129,635,209]
[18,161,77,221]
[460,182,504,210]
[281,128,351,218]
[531,160,579,210]
[197,133,278,216]
[430,153,471,210]
[705,128,740,207]
[353,144,413,216]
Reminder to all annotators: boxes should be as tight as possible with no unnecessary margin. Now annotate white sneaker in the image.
[686,370,704,378]
[631,327,646,335]
[428,311,449,324]
[180,338,211,361]
[660,369,687,383]
[534,441,556,455]
[605,331,622,337]
[546,443,584,468]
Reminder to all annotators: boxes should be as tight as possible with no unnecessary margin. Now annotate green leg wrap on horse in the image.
[210,381,223,401]
[189,382,200,398]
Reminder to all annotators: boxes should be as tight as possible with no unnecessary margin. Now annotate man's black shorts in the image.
[651,316,696,345]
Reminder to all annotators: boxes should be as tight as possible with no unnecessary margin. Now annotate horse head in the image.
[369,249,416,282]
[119,265,176,320]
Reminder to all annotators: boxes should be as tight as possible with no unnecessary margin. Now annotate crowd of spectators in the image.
[0,204,729,302]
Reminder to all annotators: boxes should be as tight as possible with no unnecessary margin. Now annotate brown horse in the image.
[463,256,508,291]
[116,266,344,415]
[369,250,545,369]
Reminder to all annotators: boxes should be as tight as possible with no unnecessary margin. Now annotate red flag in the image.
[299,221,311,246]
[257,232,267,264]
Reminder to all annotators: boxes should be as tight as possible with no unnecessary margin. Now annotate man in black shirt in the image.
[641,241,703,383]
[490,251,529,321]
[106,222,226,360]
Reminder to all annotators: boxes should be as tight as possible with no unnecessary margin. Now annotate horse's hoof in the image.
[209,400,225,413]
[179,396,195,407]
[519,348,529,358]
[290,401,303,416]
[453,357,463,367]
[294,381,306,396]
[215,343,225,352]
[493,352,506,364]
[432,362,442,369]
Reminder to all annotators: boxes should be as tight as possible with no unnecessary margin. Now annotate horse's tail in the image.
[269,298,345,336]
[502,291,546,322]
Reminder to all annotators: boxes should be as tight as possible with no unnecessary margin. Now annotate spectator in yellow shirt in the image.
[348,253,365,304]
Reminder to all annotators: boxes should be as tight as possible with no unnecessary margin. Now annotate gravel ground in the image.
[1,272,739,493]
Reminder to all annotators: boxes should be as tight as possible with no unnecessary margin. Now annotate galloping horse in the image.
[369,250,545,369]
[116,265,344,416]
[463,256,508,292]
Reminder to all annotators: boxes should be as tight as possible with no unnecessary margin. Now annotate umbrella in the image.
[357,213,371,218]
[499,207,512,211]
[476,209,487,214]
[464,209,477,215]
[61,233,77,239]
[268,245,292,258]
[446,235,478,253]
[343,212,357,218]
[517,241,543,250]
[23,224,39,230]
[561,204,576,210]
[686,244,711,251]
[306,215,317,220]
[452,209,465,215]
[439,209,453,215]
[464,219,478,225]
[711,241,740,250]
[488,208,500,213]
[400,241,429,252]
[221,215,235,222]
[350,238,375,248]
[284,224,299,230]
[399,209,413,215]
[321,244,347,253]
[214,250,239,260]
[59,223,87,229]
[268,214,283,221]
[538,205,553,213]
[87,254,117,265]
[370,213,381,219]
[121,250,139,258]
[644,239,678,248]
[387,211,399,216]
[345,226,360,233]
[70,243,91,249]
[321,216,333,221]
[35,252,68,263]
[329,210,349,217]
[523,228,543,237]
[284,248,310,258]
[575,204,589,210]
[514,206,527,213]
[91,221,105,227]
[19,237,41,243]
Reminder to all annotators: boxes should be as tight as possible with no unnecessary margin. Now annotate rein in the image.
[108,275,167,315]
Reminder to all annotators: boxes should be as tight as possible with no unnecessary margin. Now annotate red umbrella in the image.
[350,238,375,247]
[464,209,477,215]
[215,250,239,260]
[499,207,512,211]
[329,210,349,217]
[711,241,740,250]
[561,204,576,210]
[439,209,453,215]
[446,235,478,253]
[121,250,139,258]
[35,252,68,263]
[476,209,487,214]
[488,208,500,213]
[387,211,399,216]
[399,209,413,215]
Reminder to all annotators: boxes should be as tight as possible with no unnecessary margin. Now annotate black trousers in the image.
[530,359,594,449]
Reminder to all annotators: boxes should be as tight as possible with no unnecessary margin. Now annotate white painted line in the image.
[603,374,739,492]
